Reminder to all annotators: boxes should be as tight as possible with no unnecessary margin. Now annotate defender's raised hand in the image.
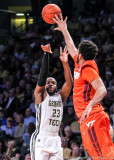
[41,44,52,54]
[53,14,68,32]
[59,46,69,64]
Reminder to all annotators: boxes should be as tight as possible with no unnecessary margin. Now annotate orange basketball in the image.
[42,4,61,24]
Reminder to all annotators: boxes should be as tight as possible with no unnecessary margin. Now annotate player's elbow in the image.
[104,88,107,96]
[102,87,107,97]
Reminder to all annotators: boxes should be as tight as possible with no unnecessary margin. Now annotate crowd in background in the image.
[0,1,114,159]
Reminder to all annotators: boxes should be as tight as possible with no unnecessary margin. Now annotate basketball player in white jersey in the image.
[30,44,73,160]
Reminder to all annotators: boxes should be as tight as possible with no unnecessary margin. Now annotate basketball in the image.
[42,4,61,24]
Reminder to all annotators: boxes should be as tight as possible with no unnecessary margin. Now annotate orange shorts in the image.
[80,111,114,160]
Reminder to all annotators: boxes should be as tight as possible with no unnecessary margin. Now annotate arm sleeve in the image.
[37,52,49,86]
[81,67,100,84]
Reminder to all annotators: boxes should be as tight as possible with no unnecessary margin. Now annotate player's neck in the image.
[79,59,86,67]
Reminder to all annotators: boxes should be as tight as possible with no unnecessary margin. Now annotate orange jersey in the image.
[73,55,104,119]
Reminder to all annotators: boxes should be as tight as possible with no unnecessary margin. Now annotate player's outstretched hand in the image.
[59,46,69,64]
[53,13,68,32]
[41,44,52,54]
[80,105,92,124]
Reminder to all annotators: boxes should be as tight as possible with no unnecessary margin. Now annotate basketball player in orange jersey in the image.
[53,14,114,160]
[30,44,73,160]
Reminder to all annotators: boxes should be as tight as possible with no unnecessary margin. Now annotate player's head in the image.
[77,40,98,63]
[45,77,57,96]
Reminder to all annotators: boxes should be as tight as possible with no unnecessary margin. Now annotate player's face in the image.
[45,78,57,95]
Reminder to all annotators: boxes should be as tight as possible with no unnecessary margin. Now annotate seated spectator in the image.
[0,63,8,79]
[70,114,80,133]
[14,114,27,139]
[22,122,35,147]
[0,108,6,126]
[25,153,31,160]
[79,143,86,158]
[23,83,33,105]
[63,106,75,126]
[0,139,6,159]
[110,103,114,129]
[16,86,24,105]
[70,146,83,160]
[1,117,15,139]
[59,121,65,137]
[0,94,6,108]
[24,108,36,127]
[67,95,74,107]
[61,137,71,160]
[3,140,21,160]
[103,88,114,112]
[64,126,78,148]
[70,139,78,150]
[29,95,36,116]
[4,88,20,117]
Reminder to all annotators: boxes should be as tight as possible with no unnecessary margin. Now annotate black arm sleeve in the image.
[37,52,49,86]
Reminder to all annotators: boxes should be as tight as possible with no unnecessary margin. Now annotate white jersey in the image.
[35,93,63,134]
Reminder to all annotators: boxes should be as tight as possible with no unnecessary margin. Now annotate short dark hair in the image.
[78,40,98,60]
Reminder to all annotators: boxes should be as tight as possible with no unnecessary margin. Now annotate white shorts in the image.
[30,131,63,160]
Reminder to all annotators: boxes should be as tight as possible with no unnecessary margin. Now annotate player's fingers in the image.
[60,47,63,56]
[60,13,63,21]
[55,14,60,22]
[64,16,68,22]
[53,17,58,24]
[65,46,68,53]
[64,46,67,53]
[54,27,59,31]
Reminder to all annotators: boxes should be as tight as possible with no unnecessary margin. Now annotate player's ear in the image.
[79,53,83,59]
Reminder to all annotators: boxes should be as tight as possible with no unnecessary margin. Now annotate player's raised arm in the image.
[34,44,52,104]
[59,46,73,102]
[53,14,78,59]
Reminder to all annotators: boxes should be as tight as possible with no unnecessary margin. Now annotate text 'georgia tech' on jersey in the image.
[35,93,63,134]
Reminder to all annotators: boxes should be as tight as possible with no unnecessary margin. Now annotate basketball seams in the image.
[46,12,61,15]
[43,14,54,21]
[45,6,58,13]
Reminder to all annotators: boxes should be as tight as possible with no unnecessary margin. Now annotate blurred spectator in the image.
[14,114,27,139]
[64,126,78,148]
[23,83,33,105]
[16,86,24,105]
[0,108,6,126]
[59,121,65,137]
[63,106,75,126]
[0,64,8,79]
[4,88,20,117]
[110,103,114,129]
[29,95,36,116]
[0,94,6,108]
[70,139,78,150]
[19,79,26,93]
[61,137,71,160]
[22,122,35,147]
[69,146,83,160]
[25,153,31,160]
[3,140,21,160]
[70,114,80,133]
[24,108,36,127]
[0,139,6,158]
[1,117,15,139]
[103,88,114,112]
[14,43,25,61]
